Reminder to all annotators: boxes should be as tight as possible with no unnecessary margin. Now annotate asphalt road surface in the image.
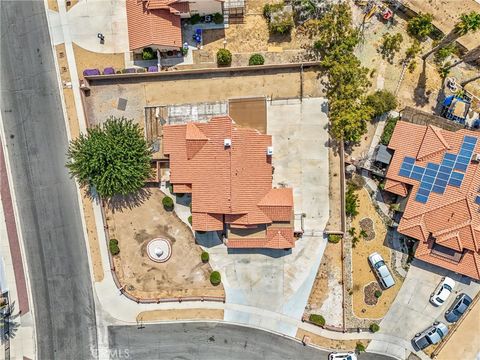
[0,1,97,358]
[109,322,395,360]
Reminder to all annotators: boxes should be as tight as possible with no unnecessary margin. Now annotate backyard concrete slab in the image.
[200,98,330,336]
[368,259,480,359]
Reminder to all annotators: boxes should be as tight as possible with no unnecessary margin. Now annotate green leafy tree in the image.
[345,183,359,217]
[405,40,422,60]
[365,90,398,118]
[330,99,373,143]
[434,43,456,64]
[380,117,398,145]
[67,117,152,198]
[407,13,434,40]
[379,33,403,63]
[423,11,480,60]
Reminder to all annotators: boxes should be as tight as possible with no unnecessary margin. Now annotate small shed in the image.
[374,144,393,166]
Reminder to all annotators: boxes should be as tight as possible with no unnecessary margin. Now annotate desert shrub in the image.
[309,314,326,326]
[356,342,366,353]
[142,47,156,60]
[264,2,293,34]
[201,251,209,262]
[249,53,265,66]
[190,13,201,24]
[365,90,397,119]
[328,234,341,244]
[217,48,232,66]
[345,184,359,218]
[379,33,403,63]
[434,43,456,64]
[380,116,398,145]
[210,271,221,285]
[162,196,174,210]
[374,290,383,298]
[370,323,380,333]
[109,239,120,256]
[188,215,192,225]
[360,229,368,239]
[213,12,224,24]
[263,3,283,18]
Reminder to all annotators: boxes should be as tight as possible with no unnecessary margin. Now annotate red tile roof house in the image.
[163,116,296,249]
[126,0,224,52]
[384,121,480,280]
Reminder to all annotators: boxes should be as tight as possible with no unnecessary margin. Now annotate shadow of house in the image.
[227,247,292,258]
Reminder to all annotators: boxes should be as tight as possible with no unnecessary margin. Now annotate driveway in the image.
[47,0,129,53]
[367,259,480,359]
[198,98,330,336]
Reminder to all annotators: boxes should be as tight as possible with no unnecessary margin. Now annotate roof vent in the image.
[472,153,480,163]
[267,146,273,156]
[224,138,232,147]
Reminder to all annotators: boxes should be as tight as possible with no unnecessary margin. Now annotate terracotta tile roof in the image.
[385,121,480,279]
[126,0,182,51]
[163,116,295,248]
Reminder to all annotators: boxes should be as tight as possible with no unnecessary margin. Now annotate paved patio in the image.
[198,98,330,336]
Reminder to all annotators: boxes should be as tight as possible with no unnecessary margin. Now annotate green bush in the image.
[263,3,283,18]
[188,215,192,225]
[374,290,382,298]
[434,43,456,64]
[369,323,380,333]
[365,90,397,119]
[356,342,366,353]
[217,48,232,66]
[109,239,120,256]
[345,184,359,218]
[201,251,209,262]
[380,116,398,145]
[190,13,201,25]
[309,314,326,326]
[249,53,265,66]
[210,271,221,285]
[213,12,224,24]
[162,196,174,210]
[142,47,156,60]
[328,234,341,244]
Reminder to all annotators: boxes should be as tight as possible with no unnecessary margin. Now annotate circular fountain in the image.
[146,238,171,263]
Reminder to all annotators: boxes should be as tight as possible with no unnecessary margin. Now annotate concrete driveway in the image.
[198,98,330,336]
[367,259,480,359]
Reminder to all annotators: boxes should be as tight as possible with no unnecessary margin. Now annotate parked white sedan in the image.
[430,276,456,306]
[328,352,357,360]
[368,252,395,289]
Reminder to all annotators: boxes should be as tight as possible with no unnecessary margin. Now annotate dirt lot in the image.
[350,188,402,319]
[325,140,342,232]
[305,241,343,326]
[105,187,224,299]
[73,43,125,80]
[296,329,369,351]
[136,308,224,322]
[202,0,308,54]
[84,67,324,127]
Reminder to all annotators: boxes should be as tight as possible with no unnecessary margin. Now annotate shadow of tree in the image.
[413,60,430,107]
[104,187,152,213]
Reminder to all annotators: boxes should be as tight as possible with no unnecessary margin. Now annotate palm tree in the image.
[445,45,480,70]
[461,74,480,87]
[422,11,480,60]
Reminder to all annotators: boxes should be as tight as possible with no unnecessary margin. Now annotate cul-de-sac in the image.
[0,0,479,359]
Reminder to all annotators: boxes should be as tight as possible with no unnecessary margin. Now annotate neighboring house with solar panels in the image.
[384,121,480,280]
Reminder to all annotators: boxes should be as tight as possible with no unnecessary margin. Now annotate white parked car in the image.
[328,352,357,360]
[430,277,456,306]
[368,252,395,289]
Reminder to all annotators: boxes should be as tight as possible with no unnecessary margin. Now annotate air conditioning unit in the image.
[267,146,273,156]
[224,138,232,147]
[472,153,480,163]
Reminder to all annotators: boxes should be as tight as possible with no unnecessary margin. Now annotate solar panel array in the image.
[398,135,478,204]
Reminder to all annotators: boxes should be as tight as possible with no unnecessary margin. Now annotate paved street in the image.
[109,322,394,360]
[368,260,480,359]
[0,1,97,358]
